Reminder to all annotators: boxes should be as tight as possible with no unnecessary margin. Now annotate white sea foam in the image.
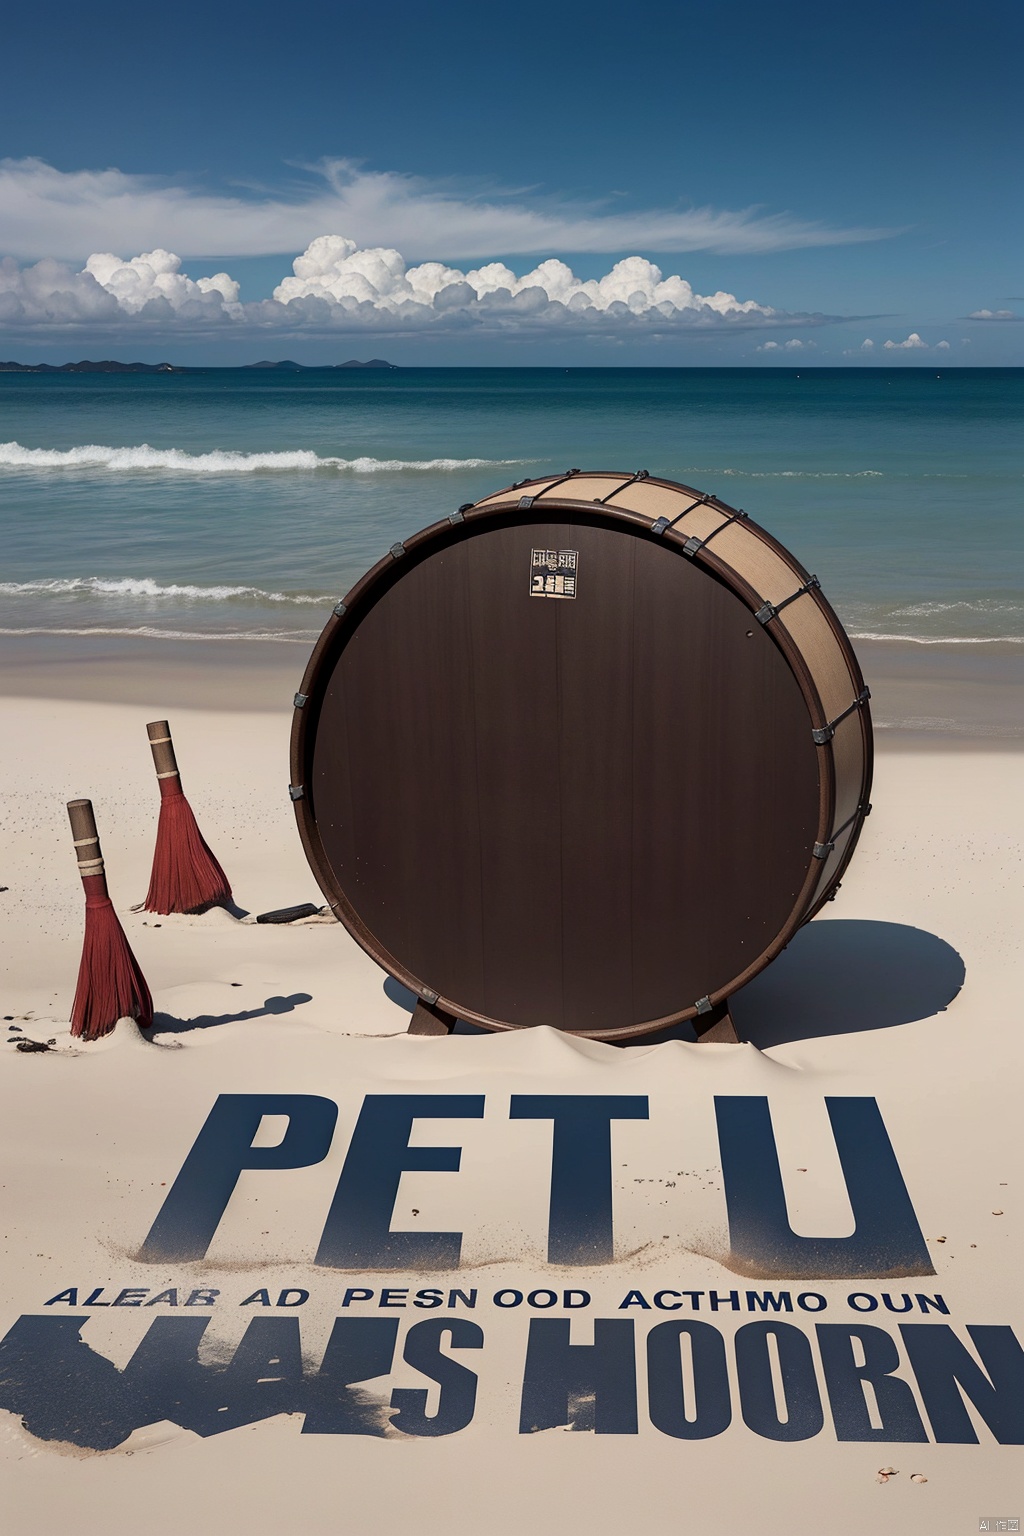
[0,626,316,642]
[887,600,1024,619]
[696,468,884,479]
[849,631,1024,646]
[0,442,520,474]
[0,576,333,604]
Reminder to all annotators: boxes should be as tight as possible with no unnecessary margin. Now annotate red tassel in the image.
[67,799,153,1041]
[144,779,232,915]
[72,875,154,1040]
[143,720,232,915]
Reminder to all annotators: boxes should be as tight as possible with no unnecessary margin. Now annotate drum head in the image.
[296,505,823,1036]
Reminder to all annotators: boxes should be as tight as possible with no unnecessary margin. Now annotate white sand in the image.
[1,694,1022,1534]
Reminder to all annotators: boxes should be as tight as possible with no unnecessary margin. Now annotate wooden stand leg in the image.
[408,999,456,1036]
[693,1000,741,1044]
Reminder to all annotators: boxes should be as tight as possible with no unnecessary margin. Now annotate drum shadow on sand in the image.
[385,922,964,1049]
[730,920,965,1048]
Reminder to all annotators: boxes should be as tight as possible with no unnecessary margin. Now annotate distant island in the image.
[243,359,398,370]
[0,359,182,373]
[0,357,398,373]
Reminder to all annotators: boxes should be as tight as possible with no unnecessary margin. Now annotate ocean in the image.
[1,367,1022,647]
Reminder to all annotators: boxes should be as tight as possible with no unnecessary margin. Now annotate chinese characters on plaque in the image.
[530,548,579,600]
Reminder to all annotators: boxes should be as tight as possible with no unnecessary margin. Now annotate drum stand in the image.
[407,997,741,1043]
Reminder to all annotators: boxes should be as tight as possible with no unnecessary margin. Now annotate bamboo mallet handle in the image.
[147,720,180,782]
[67,798,106,877]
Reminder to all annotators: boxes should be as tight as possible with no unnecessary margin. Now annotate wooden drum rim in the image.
[290,472,873,1040]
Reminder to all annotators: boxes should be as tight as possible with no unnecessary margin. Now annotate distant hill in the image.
[0,359,182,373]
[0,357,398,374]
[244,358,398,370]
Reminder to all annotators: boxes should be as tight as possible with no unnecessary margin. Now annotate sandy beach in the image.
[1,634,1021,1535]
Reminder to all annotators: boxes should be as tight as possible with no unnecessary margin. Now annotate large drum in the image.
[291,471,872,1041]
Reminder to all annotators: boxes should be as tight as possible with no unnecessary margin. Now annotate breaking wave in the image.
[0,442,521,474]
[0,626,316,642]
[693,468,884,479]
[0,576,333,604]
[848,631,1024,645]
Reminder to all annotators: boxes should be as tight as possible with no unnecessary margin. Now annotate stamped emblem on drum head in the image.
[530,548,578,599]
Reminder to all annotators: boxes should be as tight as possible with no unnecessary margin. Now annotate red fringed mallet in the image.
[143,719,232,914]
[68,798,153,1040]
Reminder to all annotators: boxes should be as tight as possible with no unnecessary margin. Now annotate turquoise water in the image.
[1,367,1022,644]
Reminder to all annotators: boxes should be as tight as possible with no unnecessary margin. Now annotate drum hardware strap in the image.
[694,995,714,1015]
[599,469,650,503]
[679,504,748,557]
[521,470,586,510]
[288,784,305,801]
[420,987,440,1006]
[448,509,465,524]
[812,686,871,745]
[812,801,872,859]
[332,600,347,617]
[650,516,671,536]
[755,575,820,626]
[293,692,308,708]
[390,542,407,559]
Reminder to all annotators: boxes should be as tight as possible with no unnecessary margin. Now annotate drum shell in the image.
[291,472,872,1039]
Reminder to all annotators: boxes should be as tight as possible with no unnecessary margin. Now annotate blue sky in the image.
[1,0,1021,363]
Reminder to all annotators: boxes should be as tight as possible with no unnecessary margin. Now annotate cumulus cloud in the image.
[935,339,950,349]
[756,337,815,352]
[883,332,928,350]
[967,308,1021,321]
[0,157,898,264]
[0,237,840,340]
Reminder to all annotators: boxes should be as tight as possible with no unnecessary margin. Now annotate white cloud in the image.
[84,250,241,313]
[756,337,815,352]
[0,157,898,263]
[968,308,1021,321]
[935,340,950,350]
[861,338,875,349]
[0,237,839,340]
[883,332,928,350]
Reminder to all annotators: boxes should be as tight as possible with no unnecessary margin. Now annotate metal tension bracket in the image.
[293,692,308,708]
[288,784,305,801]
[755,575,820,626]
[682,503,746,558]
[812,687,871,745]
[332,599,347,617]
[812,800,873,859]
[390,542,406,559]
[694,995,714,1015]
[518,495,535,509]
[599,469,650,504]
